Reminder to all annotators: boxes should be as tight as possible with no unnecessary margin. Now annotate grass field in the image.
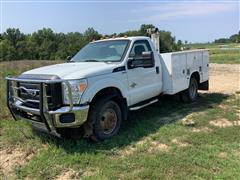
[0,46,240,179]
[189,43,240,64]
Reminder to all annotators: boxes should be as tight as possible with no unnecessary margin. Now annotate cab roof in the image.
[92,36,150,43]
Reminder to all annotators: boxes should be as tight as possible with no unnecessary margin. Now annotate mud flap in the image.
[199,80,209,90]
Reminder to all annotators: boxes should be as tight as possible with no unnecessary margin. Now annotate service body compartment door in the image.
[171,54,188,93]
[186,52,202,78]
[202,51,209,82]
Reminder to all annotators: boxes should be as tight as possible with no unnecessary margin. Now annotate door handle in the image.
[156,66,159,74]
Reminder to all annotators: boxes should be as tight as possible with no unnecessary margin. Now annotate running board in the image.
[130,99,158,111]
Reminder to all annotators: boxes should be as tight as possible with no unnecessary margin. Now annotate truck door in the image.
[126,40,162,105]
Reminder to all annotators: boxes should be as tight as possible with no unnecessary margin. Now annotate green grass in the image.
[188,43,240,49]
[0,60,240,179]
[1,93,240,179]
[209,49,240,64]
[188,43,240,64]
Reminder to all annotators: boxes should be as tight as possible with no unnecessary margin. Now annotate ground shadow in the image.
[33,92,229,154]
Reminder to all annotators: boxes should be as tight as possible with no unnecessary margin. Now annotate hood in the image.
[22,62,118,79]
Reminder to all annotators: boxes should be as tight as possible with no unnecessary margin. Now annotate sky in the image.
[0,0,239,43]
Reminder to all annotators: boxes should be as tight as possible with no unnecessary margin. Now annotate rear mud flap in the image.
[199,80,209,90]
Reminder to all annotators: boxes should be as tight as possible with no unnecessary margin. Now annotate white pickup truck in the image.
[6,29,209,140]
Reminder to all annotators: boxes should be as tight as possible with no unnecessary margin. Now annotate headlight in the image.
[62,79,87,105]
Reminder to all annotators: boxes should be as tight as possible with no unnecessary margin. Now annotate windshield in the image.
[71,40,130,62]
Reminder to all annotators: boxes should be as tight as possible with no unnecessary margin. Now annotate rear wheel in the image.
[88,97,122,141]
[181,77,198,103]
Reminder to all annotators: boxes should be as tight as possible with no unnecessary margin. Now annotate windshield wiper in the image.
[84,59,100,62]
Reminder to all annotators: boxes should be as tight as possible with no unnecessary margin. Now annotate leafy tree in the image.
[229,31,240,43]
[31,28,58,60]
[214,31,239,43]
[3,28,25,49]
[0,25,183,61]
[177,40,182,46]
[0,39,16,61]
[139,24,155,36]
[83,27,101,42]
[2,28,26,60]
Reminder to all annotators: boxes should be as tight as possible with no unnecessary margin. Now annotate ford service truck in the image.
[6,28,209,140]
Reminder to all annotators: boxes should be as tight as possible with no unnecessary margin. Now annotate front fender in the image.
[80,77,129,105]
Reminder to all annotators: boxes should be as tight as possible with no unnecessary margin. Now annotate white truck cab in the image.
[6,30,209,140]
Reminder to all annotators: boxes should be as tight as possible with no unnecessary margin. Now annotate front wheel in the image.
[89,97,122,141]
[181,77,198,103]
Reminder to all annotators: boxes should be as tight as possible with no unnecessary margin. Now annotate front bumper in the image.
[6,77,89,137]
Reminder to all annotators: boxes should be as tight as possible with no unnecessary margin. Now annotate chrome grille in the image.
[17,82,62,110]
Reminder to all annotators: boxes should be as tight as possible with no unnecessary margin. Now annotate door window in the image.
[130,40,152,57]
[129,40,154,68]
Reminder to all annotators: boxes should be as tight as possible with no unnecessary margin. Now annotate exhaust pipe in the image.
[147,28,160,53]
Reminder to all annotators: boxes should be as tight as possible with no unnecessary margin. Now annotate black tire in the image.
[88,97,122,141]
[180,77,198,103]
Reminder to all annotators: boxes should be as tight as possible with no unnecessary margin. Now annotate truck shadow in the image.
[34,92,229,154]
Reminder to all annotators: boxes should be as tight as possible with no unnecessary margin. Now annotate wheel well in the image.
[191,72,200,85]
[91,87,128,121]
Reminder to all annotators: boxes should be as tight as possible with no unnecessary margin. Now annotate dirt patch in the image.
[218,104,228,110]
[181,112,206,127]
[148,141,169,152]
[218,152,227,158]
[233,121,240,126]
[236,110,240,119]
[56,168,99,179]
[171,138,189,147]
[234,151,240,157]
[0,147,35,175]
[209,119,240,128]
[209,119,233,127]
[56,169,79,180]
[182,116,195,126]
[82,168,99,177]
[119,146,136,157]
[209,64,240,94]
[191,127,212,133]
[118,137,151,157]
[135,137,151,146]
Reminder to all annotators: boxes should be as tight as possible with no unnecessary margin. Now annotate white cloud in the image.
[130,1,237,22]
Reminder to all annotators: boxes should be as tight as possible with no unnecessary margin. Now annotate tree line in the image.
[0,24,183,61]
[214,31,240,43]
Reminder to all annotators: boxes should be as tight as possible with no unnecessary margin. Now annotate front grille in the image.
[17,82,62,110]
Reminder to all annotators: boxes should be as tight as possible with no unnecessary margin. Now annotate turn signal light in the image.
[79,83,87,92]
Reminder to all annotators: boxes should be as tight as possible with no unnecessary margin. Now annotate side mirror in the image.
[127,57,135,69]
[127,51,154,69]
[66,55,72,62]
[142,51,152,59]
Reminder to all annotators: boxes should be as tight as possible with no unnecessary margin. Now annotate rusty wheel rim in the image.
[100,108,118,135]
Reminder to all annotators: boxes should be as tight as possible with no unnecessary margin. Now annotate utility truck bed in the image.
[160,49,209,95]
